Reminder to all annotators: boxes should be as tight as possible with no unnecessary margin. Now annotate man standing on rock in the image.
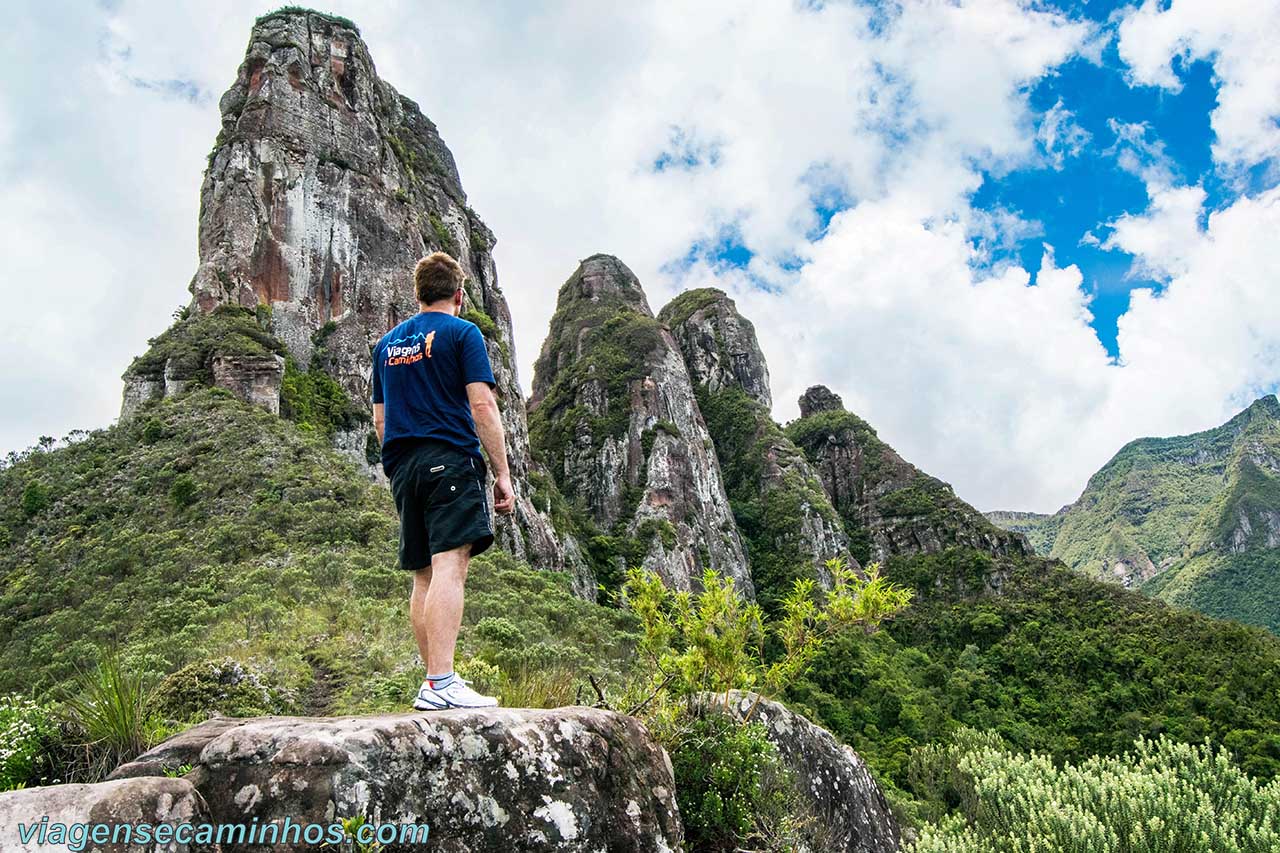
[372,251,515,710]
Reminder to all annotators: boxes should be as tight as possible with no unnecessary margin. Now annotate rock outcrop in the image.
[0,776,210,852]
[660,289,850,605]
[660,288,773,408]
[710,691,901,853]
[788,386,1030,563]
[530,256,751,595]
[121,9,572,577]
[109,707,683,852]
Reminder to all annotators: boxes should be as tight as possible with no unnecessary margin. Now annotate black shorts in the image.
[389,440,494,570]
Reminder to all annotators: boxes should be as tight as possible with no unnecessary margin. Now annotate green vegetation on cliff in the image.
[989,396,1280,633]
[125,305,283,381]
[697,385,842,614]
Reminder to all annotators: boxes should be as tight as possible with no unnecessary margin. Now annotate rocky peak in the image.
[530,257,752,595]
[799,384,845,418]
[120,10,576,581]
[787,390,1031,564]
[657,288,771,408]
[661,290,851,604]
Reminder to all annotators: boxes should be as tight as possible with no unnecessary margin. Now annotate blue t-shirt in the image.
[372,311,496,477]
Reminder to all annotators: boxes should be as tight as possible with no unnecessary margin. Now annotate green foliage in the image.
[280,357,364,438]
[0,391,640,740]
[623,558,911,710]
[655,288,728,330]
[991,396,1280,632]
[908,733,1280,853]
[126,305,284,383]
[460,308,499,339]
[59,652,166,781]
[153,658,291,722]
[696,385,854,612]
[170,474,199,509]
[20,480,49,516]
[428,213,460,257]
[529,262,667,478]
[786,548,1280,800]
[0,694,58,791]
[667,712,797,853]
[255,6,361,34]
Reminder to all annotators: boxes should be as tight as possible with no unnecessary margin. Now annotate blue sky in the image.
[2,0,1278,512]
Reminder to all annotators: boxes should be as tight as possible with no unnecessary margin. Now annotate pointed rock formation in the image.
[788,385,1030,563]
[660,289,850,608]
[120,9,572,577]
[530,256,751,594]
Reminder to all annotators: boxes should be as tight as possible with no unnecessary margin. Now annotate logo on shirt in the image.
[386,330,435,366]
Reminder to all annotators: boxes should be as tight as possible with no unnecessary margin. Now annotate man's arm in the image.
[466,381,515,514]
[373,403,385,444]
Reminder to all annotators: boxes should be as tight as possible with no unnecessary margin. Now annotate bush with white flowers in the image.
[910,732,1280,853]
[0,694,57,790]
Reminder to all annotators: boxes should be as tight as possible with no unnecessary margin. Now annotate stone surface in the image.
[661,289,851,593]
[211,353,286,414]
[0,776,210,852]
[115,707,683,853]
[790,386,1030,563]
[712,691,901,853]
[658,288,772,408]
[530,256,751,595]
[125,9,572,579]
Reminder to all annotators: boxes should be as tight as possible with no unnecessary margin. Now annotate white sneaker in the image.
[413,678,499,710]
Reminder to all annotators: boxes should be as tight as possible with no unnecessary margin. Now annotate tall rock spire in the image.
[530,256,752,594]
[124,9,574,578]
[660,289,850,608]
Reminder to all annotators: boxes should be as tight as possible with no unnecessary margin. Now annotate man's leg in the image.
[409,565,432,670]
[420,543,470,676]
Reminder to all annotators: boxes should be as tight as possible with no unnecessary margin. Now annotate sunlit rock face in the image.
[660,289,851,597]
[181,9,573,575]
[530,255,752,595]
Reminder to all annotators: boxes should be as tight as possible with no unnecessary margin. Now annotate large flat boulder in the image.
[715,691,901,853]
[115,707,683,852]
[0,776,209,852]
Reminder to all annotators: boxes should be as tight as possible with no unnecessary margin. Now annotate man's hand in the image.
[493,474,515,514]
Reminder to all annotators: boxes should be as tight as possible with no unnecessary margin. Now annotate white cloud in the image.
[1117,0,1280,171]
[2,1,1278,517]
[1037,99,1092,169]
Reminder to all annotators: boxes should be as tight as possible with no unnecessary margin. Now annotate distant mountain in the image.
[988,396,1280,632]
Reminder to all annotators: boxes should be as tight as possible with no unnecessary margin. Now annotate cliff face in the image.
[529,257,751,595]
[990,395,1280,632]
[660,289,850,608]
[121,9,572,577]
[787,386,1031,564]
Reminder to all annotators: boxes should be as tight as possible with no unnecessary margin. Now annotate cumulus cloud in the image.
[1117,0,1280,172]
[2,0,1277,515]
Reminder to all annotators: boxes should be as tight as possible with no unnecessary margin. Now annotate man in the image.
[372,251,515,710]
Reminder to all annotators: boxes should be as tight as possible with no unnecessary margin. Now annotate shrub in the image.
[153,658,291,722]
[59,653,166,781]
[0,695,59,791]
[667,711,798,853]
[170,474,198,509]
[908,733,1280,853]
[623,557,912,714]
[21,480,49,516]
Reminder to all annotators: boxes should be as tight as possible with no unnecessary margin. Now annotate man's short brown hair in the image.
[414,252,465,304]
